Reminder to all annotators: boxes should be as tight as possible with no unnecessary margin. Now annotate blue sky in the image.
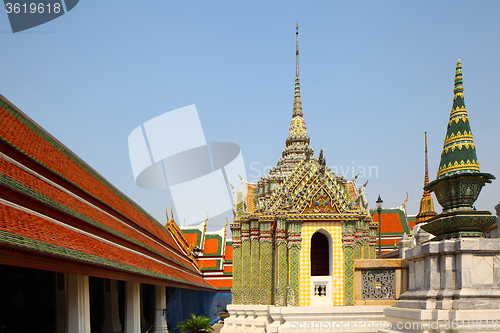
[1,1,499,233]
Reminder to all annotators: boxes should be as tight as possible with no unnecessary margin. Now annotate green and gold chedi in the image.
[422,60,495,240]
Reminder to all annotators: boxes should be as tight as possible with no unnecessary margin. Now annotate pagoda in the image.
[421,60,496,239]
[229,25,375,309]
[384,60,500,333]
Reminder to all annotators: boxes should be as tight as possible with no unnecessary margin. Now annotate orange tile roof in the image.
[206,278,232,289]
[0,204,213,288]
[0,95,214,289]
[225,244,233,261]
[204,238,220,255]
[184,232,200,248]
[372,212,406,234]
[0,101,178,249]
[0,159,194,270]
[201,259,219,268]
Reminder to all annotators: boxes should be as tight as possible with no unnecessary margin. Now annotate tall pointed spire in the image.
[296,22,299,77]
[285,23,309,150]
[424,132,429,186]
[292,23,303,118]
[437,60,480,179]
[268,23,311,178]
[421,60,495,240]
[416,132,437,224]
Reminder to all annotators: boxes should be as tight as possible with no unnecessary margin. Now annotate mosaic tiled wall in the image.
[299,221,343,306]
[250,220,260,304]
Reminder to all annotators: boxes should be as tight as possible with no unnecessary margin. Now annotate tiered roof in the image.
[371,204,417,254]
[0,94,214,290]
[234,25,371,220]
[180,221,233,290]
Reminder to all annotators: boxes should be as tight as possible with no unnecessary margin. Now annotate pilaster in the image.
[354,220,362,259]
[287,217,302,307]
[241,219,251,304]
[231,220,242,304]
[343,221,356,306]
[369,225,377,259]
[259,216,274,305]
[362,220,370,258]
[250,219,261,304]
[275,217,288,307]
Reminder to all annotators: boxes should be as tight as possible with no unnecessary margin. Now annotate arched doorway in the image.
[311,231,330,276]
[309,230,333,304]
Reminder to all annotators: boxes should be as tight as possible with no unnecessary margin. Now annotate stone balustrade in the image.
[221,304,386,333]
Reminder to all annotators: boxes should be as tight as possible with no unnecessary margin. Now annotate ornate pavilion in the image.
[229,25,376,308]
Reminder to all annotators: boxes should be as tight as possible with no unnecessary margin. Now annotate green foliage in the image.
[176,314,214,333]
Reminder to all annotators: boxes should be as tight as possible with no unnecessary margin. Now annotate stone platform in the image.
[221,304,386,333]
[382,238,500,332]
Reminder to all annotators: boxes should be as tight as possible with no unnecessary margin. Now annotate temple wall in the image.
[299,221,343,306]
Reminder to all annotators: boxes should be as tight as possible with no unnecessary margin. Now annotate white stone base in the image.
[381,307,500,332]
[221,304,386,333]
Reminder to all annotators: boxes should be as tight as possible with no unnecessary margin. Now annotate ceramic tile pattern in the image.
[299,221,343,306]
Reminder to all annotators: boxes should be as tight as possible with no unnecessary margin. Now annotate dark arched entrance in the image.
[310,232,330,276]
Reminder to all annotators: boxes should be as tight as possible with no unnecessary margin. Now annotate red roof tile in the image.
[0,204,213,288]
[0,159,193,270]
[0,104,177,249]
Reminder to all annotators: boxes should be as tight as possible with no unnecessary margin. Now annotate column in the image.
[287,218,302,307]
[343,221,355,306]
[67,274,90,333]
[259,217,274,305]
[102,279,122,332]
[240,219,251,304]
[250,219,260,304]
[275,217,288,307]
[154,285,168,332]
[231,221,242,304]
[55,273,67,333]
[124,281,140,333]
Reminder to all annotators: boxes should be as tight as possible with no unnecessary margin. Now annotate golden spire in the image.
[292,22,303,118]
[416,132,437,224]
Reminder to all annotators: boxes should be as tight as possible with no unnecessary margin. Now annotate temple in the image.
[229,24,376,308]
